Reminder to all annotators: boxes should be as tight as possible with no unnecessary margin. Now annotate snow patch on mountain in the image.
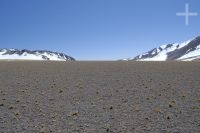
[178,47,200,61]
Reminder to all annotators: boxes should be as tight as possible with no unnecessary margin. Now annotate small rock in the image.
[49,98,54,101]
[154,107,161,113]
[14,111,20,116]
[71,111,79,116]
[106,128,109,132]
[144,116,149,120]
[40,126,46,133]
[9,106,14,109]
[169,101,175,108]
[166,113,172,120]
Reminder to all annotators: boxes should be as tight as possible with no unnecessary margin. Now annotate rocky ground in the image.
[0,61,200,133]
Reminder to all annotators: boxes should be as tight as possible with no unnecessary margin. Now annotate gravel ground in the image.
[0,61,200,133]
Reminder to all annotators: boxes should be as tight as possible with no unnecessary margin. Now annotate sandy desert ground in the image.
[0,61,200,133]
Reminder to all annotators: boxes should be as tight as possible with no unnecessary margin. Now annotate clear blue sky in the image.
[0,0,200,60]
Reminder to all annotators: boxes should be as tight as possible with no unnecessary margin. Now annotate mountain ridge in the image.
[124,36,200,61]
[0,49,75,61]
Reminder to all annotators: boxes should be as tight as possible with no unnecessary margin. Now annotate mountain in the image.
[0,49,75,61]
[125,36,200,61]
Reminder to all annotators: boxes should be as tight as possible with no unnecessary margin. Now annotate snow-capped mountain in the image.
[0,49,75,61]
[125,36,200,61]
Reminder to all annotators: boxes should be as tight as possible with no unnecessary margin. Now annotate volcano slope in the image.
[0,61,200,133]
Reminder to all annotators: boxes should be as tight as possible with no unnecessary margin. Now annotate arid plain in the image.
[0,61,200,133]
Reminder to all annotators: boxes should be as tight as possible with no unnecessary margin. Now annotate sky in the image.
[0,0,200,60]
